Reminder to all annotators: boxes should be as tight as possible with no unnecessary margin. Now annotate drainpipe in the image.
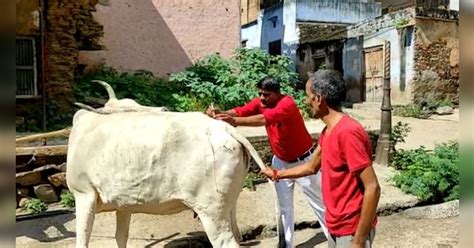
[40,0,47,131]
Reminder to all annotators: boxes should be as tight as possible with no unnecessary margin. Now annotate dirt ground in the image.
[14,212,460,248]
[15,108,460,247]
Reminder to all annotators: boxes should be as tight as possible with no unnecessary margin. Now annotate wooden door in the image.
[364,46,384,102]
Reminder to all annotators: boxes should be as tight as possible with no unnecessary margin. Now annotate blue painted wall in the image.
[260,3,285,51]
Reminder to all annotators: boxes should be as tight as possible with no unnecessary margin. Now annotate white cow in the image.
[67,83,273,248]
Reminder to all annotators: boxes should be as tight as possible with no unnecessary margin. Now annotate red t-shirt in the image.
[318,115,377,236]
[233,96,313,162]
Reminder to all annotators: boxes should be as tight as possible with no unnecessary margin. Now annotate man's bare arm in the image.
[261,145,322,179]
[215,114,266,127]
[221,109,238,117]
[351,166,381,247]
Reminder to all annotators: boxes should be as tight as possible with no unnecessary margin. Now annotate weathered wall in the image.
[363,27,415,105]
[80,0,240,77]
[45,0,103,116]
[260,3,286,51]
[241,0,260,25]
[343,36,365,103]
[296,0,381,24]
[16,0,40,36]
[348,7,416,37]
[296,24,347,82]
[412,17,459,105]
[16,0,104,131]
[347,8,417,104]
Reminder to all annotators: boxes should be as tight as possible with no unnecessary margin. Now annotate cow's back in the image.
[67,111,246,213]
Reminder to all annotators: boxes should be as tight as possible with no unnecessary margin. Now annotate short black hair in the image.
[256,76,280,92]
[309,69,346,109]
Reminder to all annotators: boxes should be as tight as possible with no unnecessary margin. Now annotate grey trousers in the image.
[327,229,376,248]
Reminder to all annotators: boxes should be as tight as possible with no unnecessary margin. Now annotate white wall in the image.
[241,21,261,48]
[450,0,459,11]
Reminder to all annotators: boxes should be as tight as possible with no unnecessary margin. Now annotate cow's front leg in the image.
[115,209,131,248]
[74,192,97,248]
[195,207,239,248]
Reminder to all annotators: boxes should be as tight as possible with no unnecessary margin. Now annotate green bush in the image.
[75,67,181,110]
[393,98,454,119]
[74,49,307,116]
[25,198,48,214]
[393,104,426,118]
[392,141,459,203]
[169,48,308,114]
[389,121,411,165]
[60,191,75,208]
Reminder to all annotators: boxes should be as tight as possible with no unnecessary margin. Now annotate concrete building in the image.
[346,0,459,105]
[16,0,240,131]
[80,0,241,77]
[240,0,381,82]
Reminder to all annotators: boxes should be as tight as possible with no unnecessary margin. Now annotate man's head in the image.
[305,69,346,119]
[256,77,282,108]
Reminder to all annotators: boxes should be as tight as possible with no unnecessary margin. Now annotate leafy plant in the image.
[393,98,454,119]
[169,48,307,114]
[393,104,423,118]
[389,121,411,166]
[25,198,47,214]
[74,66,181,110]
[243,173,257,191]
[392,141,459,203]
[60,191,75,208]
[243,171,267,191]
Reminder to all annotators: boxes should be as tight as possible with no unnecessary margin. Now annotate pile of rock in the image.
[16,128,71,210]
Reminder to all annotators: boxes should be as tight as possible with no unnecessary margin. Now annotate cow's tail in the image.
[228,126,287,247]
[227,127,266,171]
[92,80,117,100]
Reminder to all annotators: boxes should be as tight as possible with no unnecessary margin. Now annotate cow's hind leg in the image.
[74,191,97,248]
[115,209,131,248]
[195,208,239,248]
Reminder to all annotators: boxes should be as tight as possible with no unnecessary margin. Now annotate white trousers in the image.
[272,153,328,248]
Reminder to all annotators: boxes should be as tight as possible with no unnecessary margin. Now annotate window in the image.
[404,26,414,47]
[241,40,248,48]
[268,39,281,56]
[268,16,278,28]
[16,37,37,97]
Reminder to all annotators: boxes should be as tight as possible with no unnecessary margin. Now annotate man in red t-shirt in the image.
[206,77,328,247]
[261,70,381,248]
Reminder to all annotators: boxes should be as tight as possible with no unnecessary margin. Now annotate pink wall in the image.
[79,0,240,77]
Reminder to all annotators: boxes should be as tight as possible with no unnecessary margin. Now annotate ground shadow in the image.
[163,231,211,248]
[241,240,261,246]
[143,232,180,247]
[295,232,326,248]
[16,212,76,242]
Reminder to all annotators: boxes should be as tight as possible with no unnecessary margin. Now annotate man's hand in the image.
[260,167,274,180]
[215,114,237,126]
[205,104,220,118]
